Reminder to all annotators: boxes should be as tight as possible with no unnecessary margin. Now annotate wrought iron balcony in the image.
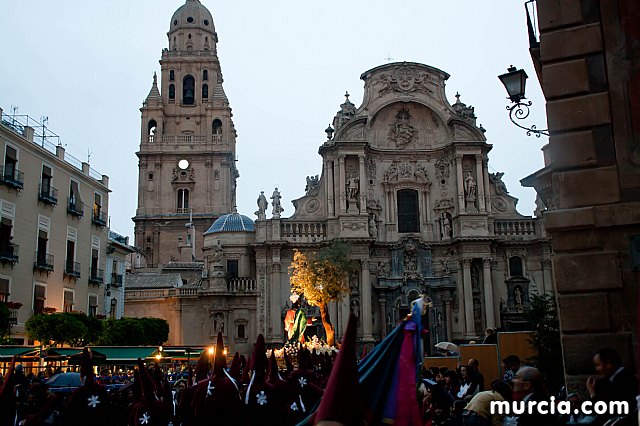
[64,260,81,279]
[89,267,104,285]
[92,210,107,227]
[0,243,19,265]
[8,307,18,325]
[67,198,83,217]
[111,273,123,287]
[0,166,24,190]
[34,252,54,272]
[38,184,58,205]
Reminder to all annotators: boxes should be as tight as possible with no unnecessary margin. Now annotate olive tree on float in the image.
[288,241,356,347]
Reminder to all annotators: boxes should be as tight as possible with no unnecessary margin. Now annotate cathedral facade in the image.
[125,0,553,353]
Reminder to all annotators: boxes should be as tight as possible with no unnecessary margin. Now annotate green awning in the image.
[88,347,157,362]
[46,348,83,357]
[0,346,39,359]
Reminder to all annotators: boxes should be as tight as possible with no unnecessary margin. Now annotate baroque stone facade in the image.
[125,0,554,352]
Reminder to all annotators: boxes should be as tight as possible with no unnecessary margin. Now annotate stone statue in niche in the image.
[377,261,390,277]
[350,299,360,318]
[213,312,224,335]
[211,242,223,264]
[271,187,284,217]
[255,191,268,220]
[514,286,523,309]
[471,265,480,293]
[440,212,452,240]
[440,257,450,275]
[464,172,477,200]
[305,175,320,196]
[368,213,378,238]
[346,174,359,200]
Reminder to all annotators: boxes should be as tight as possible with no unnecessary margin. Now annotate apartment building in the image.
[0,107,109,344]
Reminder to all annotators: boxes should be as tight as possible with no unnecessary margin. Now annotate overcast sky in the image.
[0,0,548,239]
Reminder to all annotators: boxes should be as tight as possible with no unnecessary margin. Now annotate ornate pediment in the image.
[383,160,431,184]
[375,65,436,97]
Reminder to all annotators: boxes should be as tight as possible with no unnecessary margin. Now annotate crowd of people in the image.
[0,317,638,425]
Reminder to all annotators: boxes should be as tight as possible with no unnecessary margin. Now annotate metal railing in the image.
[34,252,54,271]
[110,273,123,287]
[67,198,83,216]
[38,183,58,204]
[64,261,81,278]
[0,165,24,189]
[144,134,226,145]
[92,210,107,226]
[0,243,19,262]
[176,208,190,214]
[89,268,104,284]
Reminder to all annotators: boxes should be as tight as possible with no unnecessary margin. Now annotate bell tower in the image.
[133,0,238,268]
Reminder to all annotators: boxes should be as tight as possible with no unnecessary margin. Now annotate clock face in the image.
[178,159,189,170]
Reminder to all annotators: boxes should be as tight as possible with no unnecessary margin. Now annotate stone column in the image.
[483,157,492,214]
[461,258,475,337]
[358,155,367,215]
[270,263,282,342]
[338,156,347,214]
[361,261,373,341]
[455,154,465,213]
[379,297,387,338]
[542,259,553,294]
[482,258,495,329]
[476,155,485,213]
[442,295,453,342]
[333,160,341,215]
[326,160,334,218]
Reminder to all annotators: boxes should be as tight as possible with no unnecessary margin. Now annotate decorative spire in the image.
[144,72,162,105]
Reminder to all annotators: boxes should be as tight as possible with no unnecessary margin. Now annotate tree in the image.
[25,313,88,346]
[289,241,357,346]
[525,293,565,395]
[99,317,169,346]
[139,317,170,345]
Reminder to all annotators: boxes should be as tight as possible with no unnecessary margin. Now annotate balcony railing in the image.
[227,277,257,292]
[280,221,327,243]
[64,261,81,279]
[110,273,123,287]
[89,268,104,285]
[34,252,54,272]
[8,308,18,325]
[494,219,538,239]
[0,165,24,190]
[92,210,107,227]
[38,184,58,205]
[67,198,83,217]
[0,243,19,264]
[176,208,190,214]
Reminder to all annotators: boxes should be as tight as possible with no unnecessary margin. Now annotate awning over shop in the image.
[0,346,39,360]
[88,347,158,363]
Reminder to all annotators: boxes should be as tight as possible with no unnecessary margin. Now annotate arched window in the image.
[147,120,157,142]
[509,256,524,277]
[397,189,420,233]
[168,84,175,100]
[183,75,195,105]
[237,324,245,339]
[202,84,208,98]
[212,119,222,134]
[169,70,175,81]
[203,70,208,81]
[177,189,189,211]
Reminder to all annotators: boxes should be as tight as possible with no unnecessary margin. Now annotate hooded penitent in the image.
[244,334,279,425]
[314,313,365,426]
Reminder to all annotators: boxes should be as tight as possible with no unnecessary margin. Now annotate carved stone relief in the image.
[376,65,435,96]
[387,108,417,149]
[305,175,320,196]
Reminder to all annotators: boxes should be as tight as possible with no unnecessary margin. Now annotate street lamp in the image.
[498,65,549,137]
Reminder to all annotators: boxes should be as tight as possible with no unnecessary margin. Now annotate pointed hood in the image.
[79,347,94,385]
[136,358,158,401]
[229,352,241,382]
[315,313,364,425]
[284,350,294,375]
[213,332,226,376]
[194,349,210,383]
[251,334,267,382]
[241,356,252,385]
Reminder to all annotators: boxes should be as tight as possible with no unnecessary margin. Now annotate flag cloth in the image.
[289,308,307,343]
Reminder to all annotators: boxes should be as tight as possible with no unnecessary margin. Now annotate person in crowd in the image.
[462,380,512,425]
[468,359,485,392]
[502,355,520,386]
[586,348,638,425]
[458,365,479,400]
[508,366,555,426]
[483,328,497,345]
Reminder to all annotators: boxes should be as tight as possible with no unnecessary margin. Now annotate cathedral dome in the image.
[205,212,254,234]
[169,0,215,34]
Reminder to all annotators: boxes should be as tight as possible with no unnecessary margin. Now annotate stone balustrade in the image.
[493,219,537,238]
[280,221,326,243]
[227,277,256,292]
[146,134,224,144]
